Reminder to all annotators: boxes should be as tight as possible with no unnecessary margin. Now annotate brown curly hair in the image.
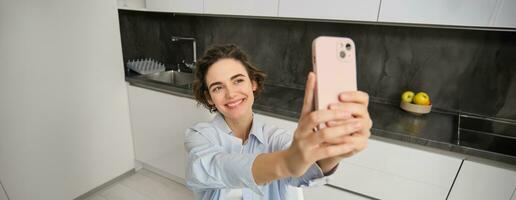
[193,44,266,112]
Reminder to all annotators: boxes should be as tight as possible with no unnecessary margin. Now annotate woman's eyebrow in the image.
[208,82,222,90]
[208,74,246,90]
[230,74,245,80]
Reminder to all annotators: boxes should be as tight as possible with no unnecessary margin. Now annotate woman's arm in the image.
[184,127,306,195]
[254,72,365,185]
[185,127,263,194]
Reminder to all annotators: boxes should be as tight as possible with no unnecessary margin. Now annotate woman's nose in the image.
[225,85,237,98]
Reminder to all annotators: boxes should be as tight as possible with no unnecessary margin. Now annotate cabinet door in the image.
[117,0,146,9]
[128,86,212,182]
[379,0,498,27]
[491,0,516,28]
[278,0,381,22]
[330,139,463,200]
[146,0,203,13]
[204,0,278,17]
[448,160,516,200]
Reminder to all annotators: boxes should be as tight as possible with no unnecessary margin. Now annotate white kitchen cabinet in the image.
[448,160,516,200]
[278,0,381,22]
[490,0,516,28]
[117,0,146,9]
[330,139,463,200]
[378,0,498,27]
[146,0,203,13]
[203,0,278,17]
[127,86,213,183]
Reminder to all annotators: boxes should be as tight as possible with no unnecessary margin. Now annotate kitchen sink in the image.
[139,70,194,86]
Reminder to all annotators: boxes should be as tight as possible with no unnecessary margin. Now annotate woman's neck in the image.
[223,112,253,143]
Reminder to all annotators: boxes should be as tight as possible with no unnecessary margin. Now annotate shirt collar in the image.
[212,112,265,144]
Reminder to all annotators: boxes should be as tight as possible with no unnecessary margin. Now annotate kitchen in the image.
[1,0,516,200]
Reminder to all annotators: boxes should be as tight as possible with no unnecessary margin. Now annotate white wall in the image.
[0,181,8,200]
[0,0,135,199]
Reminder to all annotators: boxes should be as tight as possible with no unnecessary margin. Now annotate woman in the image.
[185,44,372,200]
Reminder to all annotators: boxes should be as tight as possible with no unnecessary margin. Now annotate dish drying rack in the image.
[127,58,166,75]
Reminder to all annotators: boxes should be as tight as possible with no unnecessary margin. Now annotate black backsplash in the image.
[118,10,516,121]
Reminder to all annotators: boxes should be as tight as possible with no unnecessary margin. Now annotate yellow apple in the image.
[413,92,430,105]
[401,91,415,103]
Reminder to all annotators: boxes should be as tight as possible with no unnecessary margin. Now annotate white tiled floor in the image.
[84,169,194,200]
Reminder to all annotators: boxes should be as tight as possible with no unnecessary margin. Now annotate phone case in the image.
[312,36,357,128]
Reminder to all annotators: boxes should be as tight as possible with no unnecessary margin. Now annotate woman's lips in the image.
[225,98,245,109]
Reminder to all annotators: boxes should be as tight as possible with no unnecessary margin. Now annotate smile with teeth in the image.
[225,98,245,108]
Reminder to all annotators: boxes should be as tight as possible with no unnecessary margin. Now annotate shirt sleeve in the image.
[271,128,337,187]
[184,127,264,195]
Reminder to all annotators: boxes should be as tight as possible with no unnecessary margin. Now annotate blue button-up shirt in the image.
[184,113,332,200]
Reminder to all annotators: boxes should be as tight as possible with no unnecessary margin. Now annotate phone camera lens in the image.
[339,50,346,58]
[345,43,352,50]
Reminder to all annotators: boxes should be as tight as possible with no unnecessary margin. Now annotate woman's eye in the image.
[212,86,222,92]
[234,79,244,84]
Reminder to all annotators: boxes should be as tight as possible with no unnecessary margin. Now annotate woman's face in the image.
[205,58,257,120]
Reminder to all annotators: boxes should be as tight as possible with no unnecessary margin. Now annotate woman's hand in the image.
[282,72,366,177]
[315,91,372,173]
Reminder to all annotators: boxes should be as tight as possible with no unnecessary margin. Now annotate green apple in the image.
[401,91,415,103]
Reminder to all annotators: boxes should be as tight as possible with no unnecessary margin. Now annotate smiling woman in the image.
[185,44,372,200]
[193,44,266,113]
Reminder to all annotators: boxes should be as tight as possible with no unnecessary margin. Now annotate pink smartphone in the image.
[312,36,357,128]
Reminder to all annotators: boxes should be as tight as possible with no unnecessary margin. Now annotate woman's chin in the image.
[222,107,249,119]
[221,101,252,119]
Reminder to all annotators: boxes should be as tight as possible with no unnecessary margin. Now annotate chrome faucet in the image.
[171,36,197,71]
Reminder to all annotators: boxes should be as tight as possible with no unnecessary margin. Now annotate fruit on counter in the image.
[413,92,430,105]
[401,91,415,103]
[400,91,432,115]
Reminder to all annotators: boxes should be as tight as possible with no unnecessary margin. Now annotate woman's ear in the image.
[252,80,258,91]
[205,91,214,105]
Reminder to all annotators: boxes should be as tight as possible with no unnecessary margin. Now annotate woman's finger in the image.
[323,118,372,145]
[324,116,353,127]
[314,142,355,159]
[336,132,369,152]
[322,134,354,145]
[296,109,352,137]
[328,103,368,119]
[338,91,369,106]
[300,72,316,118]
[305,119,363,145]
